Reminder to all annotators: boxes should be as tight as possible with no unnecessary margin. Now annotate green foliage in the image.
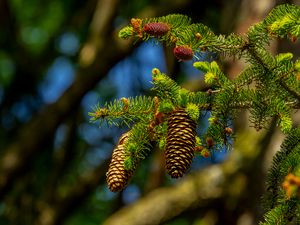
[119,26,134,39]
[260,203,293,225]
[89,96,154,126]
[10,0,65,54]
[151,68,181,105]
[91,3,300,222]
[123,121,152,170]
[264,129,300,201]
[264,4,300,38]
[261,128,300,224]
[185,103,200,122]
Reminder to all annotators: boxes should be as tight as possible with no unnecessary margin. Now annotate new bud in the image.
[173,45,194,61]
[143,22,170,36]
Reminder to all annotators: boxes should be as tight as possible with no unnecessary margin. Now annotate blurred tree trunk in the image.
[1,1,219,225]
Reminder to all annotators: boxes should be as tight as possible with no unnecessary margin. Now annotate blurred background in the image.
[0,0,299,225]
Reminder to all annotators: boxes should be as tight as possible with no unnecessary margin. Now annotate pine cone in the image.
[143,22,170,36]
[173,45,194,61]
[165,109,197,178]
[106,132,134,192]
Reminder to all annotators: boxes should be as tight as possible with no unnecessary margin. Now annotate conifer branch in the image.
[91,5,300,223]
[89,96,155,126]
[279,79,300,103]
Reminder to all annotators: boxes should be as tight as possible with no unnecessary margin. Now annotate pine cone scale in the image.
[106,133,134,192]
[165,109,197,178]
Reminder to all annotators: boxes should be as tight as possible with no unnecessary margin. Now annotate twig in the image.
[279,79,300,103]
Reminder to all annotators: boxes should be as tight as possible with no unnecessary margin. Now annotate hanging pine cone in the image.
[106,132,134,192]
[165,109,197,178]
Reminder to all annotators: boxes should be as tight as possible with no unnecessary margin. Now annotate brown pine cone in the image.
[106,132,134,192]
[165,109,197,178]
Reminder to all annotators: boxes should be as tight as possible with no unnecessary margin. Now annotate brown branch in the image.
[279,79,300,103]
[35,159,109,225]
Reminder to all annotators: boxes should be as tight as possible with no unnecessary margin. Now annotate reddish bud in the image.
[194,146,204,153]
[296,72,300,81]
[201,47,207,51]
[130,18,143,38]
[206,89,213,95]
[206,137,214,148]
[282,180,289,190]
[195,146,210,158]
[173,45,194,61]
[288,33,297,43]
[195,32,202,40]
[152,68,160,75]
[131,18,142,31]
[291,36,297,43]
[224,127,233,135]
[143,22,170,36]
[121,97,129,111]
[282,173,300,199]
[201,150,210,158]
[154,112,165,124]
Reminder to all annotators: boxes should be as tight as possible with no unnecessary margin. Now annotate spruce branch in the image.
[124,121,152,170]
[279,79,300,103]
[89,96,154,126]
[92,7,300,217]
[260,203,295,225]
[264,4,300,39]
[263,128,300,210]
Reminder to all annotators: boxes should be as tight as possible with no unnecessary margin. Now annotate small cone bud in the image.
[201,149,210,158]
[195,32,202,40]
[173,46,194,61]
[143,22,170,36]
[206,137,214,148]
[131,18,142,31]
[224,127,233,135]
